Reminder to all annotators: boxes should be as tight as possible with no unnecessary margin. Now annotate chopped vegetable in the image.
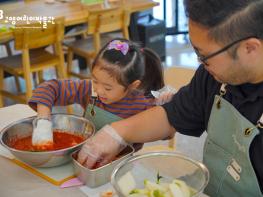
[117,171,136,196]
[156,172,163,184]
[118,172,193,197]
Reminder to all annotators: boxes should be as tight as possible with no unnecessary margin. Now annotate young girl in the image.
[29,38,164,148]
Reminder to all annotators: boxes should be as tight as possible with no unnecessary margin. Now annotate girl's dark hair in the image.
[92,38,164,95]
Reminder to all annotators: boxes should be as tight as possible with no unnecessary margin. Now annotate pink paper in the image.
[60,178,84,188]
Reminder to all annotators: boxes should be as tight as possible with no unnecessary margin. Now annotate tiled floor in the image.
[0,34,206,162]
[165,35,198,68]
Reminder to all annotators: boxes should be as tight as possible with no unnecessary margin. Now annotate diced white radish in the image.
[173,180,191,197]
[145,180,168,192]
[128,194,148,197]
[117,172,136,196]
[169,183,184,197]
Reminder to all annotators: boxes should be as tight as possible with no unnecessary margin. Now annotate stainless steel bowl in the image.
[0,114,95,167]
[111,152,209,197]
[72,145,135,188]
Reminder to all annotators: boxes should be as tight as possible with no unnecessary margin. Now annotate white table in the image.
[0,104,87,197]
[0,104,209,197]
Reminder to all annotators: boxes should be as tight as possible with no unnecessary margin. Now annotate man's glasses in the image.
[193,36,256,66]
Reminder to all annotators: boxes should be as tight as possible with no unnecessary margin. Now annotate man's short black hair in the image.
[184,0,263,44]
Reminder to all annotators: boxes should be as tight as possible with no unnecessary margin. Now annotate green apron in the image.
[84,104,122,131]
[84,100,144,151]
[203,84,263,197]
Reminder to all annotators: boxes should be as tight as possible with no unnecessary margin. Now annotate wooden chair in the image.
[164,66,196,148]
[0,39,22,92]
[65,6,130,79]
[0,18,67,107]
[1,40,12,57]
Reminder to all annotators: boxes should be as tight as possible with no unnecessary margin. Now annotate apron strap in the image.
[90,80,98,116]
[216,83,262,128]
[83,80,98,117]
[217,83,263,131]
[216,83,227,109]
[220,83,227,96]
[257,113,263,129]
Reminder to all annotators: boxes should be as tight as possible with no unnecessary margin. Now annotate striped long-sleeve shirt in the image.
[29,79,156,118]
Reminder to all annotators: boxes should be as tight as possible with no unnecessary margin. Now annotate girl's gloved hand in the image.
[151,85,177,105]
[32,118,53,150]
[77,124,128,169]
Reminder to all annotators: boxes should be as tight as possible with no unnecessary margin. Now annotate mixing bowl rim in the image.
[111,151,210,196]
[0,113,95,154]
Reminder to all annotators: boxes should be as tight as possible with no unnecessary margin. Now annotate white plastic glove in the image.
[151,85,177,105]
[77,124,128,169]
[32,118,53,149]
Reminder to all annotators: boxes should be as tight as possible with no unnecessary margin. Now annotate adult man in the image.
[78,0,263,196]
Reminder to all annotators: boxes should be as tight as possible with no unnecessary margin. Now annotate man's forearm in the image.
[111,106,175,143]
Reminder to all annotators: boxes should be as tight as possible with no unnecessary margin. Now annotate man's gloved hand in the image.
[32,118,53,149]
[151,85,177,105]
[77,124,128,169]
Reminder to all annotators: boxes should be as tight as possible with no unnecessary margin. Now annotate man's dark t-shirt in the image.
[163,64,263,191]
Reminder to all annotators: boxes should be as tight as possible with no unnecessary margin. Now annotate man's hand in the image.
[77,124,128,169]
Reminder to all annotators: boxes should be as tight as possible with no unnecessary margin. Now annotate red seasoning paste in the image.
[9,129,85,151]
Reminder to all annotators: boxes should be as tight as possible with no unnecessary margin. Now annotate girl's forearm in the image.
[37,104,52,119]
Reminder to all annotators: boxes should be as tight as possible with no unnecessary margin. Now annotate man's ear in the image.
[243,38,261,54]
[128,80,141,90]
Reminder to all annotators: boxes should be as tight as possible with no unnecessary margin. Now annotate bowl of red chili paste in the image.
[0,114,95,167]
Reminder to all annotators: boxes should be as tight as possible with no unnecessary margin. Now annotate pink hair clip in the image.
[107,40,129,55]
